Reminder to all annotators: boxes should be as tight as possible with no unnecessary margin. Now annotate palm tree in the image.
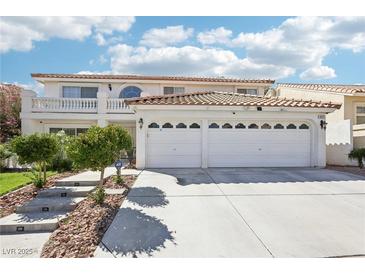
[348,148,365,168]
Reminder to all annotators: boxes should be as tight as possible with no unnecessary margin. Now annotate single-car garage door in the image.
[146,121,202,168]
[208,121,311,167]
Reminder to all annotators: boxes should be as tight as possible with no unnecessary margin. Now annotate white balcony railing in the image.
[29,97,133,114]
[106,98,131,113]
[32,98,98,113]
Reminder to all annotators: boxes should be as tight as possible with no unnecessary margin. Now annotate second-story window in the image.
[237,88,258,95]
[119,86,142,98]
[62,86,98,98]
[163,87,185,95]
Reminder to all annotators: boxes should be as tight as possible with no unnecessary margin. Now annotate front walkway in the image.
[95,168,365,258]
[0,167,118,258]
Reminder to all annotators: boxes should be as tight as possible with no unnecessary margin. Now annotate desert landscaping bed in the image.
[0,172,76,218]
[41,174,137,258]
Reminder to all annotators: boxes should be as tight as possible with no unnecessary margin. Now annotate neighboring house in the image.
[21,73,340,169]
[276,84,365,166]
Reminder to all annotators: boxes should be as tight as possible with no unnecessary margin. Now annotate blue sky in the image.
[1,16,364,93]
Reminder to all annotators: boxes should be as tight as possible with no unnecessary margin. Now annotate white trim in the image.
[354,102,365,125]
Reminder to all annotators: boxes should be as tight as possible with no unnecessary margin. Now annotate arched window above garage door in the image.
[148,122,159,128]
[248,123,258,129]
[162,122,173,128]
[176,123,187,128]
[209,123,219,129]
[235,123,246,129]
[189,123,200,129]
[299,124,309,129]
[274,123,284,129]
[287,123,297,129]
[261,123,272,129]
[222,123,233,129]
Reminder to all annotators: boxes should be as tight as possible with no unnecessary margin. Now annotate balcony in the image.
[27,96,133,114]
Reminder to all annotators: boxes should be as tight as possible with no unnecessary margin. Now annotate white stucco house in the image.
[276,84,365,166]
[21,73,340,169]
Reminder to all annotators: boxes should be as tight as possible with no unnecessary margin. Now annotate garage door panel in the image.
[147,125,202,168]
[208,121,311,167]
[147,155,202,168]
[208,143,310,155]
[148,131,201,144]
[148,143,201,156]
[208,131,309,144]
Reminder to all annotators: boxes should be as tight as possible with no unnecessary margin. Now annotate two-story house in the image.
[21,73,340,169]
[276,84,365,166]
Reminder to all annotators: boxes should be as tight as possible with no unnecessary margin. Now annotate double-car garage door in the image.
[146,120,311,168]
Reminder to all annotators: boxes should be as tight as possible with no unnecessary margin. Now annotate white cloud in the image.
[140,25,193,47]
[0,16,135,53]
[8,81,45,96]
[300,66,337,80]
[108,44,293,79]
[94,33,107,46]
[231,16,365,79]
[197,27,232,45]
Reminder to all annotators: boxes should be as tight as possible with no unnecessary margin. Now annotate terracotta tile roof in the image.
[126,91,341,109]
[278,83,365,95]
[31,73,275,84]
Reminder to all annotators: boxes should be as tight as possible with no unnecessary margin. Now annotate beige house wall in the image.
[278,87,365,165]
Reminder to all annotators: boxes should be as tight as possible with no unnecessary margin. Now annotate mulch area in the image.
[41,174,137,258]
[41,194,124,258]
[103,175,137,190]
[0,172,76,218]
[326,165,365,178]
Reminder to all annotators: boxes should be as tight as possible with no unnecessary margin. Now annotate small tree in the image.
[0,143,13,171]
[11,133,59,185]
[67,125,132,186]
[348,148,365,168]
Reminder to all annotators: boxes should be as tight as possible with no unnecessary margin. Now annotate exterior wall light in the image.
[138,118,144,129]
[108,84,112,91]
[320,120,327,130]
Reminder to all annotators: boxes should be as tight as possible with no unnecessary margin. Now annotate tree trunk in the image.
[98,168,105,187]
[43,162,47,183]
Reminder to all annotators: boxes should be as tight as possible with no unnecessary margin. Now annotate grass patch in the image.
[0,171,57,196]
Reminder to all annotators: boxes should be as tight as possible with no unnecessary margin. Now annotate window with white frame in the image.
[355,104,365,124]
[62,86,98,98]
[49,127,88,136]
[163,86,185,95]
[237,88,258,95]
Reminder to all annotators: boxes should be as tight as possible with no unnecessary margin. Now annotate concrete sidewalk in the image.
[95,168,365,258]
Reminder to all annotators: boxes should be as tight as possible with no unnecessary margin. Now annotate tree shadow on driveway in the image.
[127,187,169,208]
[100,207,176,257]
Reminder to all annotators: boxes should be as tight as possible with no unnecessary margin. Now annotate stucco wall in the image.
[42,81,267,98]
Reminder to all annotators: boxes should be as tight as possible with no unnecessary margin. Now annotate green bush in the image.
[90,187,106,205]
[24,166,45,188]
[0,143,13,171]
[67,125,132,186]
[49,131,74,172]
[116,175,124,185]
[348,148,365,168]
[11,133,59,183]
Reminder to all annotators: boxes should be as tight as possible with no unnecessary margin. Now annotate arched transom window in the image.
[119,86,142,98]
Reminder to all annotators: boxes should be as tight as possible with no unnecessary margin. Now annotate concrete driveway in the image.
[95,168,365,258]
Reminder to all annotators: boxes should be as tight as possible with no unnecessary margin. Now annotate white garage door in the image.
[208,121,311,167]
[146,122,202,168]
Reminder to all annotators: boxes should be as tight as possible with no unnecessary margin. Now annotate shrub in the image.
[348,148,365,168]
[11,133,59,184]
[67,125,132,186]
[49,131,74,172]
[25,166,45,188]
[89,187,106,205]
[116,175,124,185]
[0,143,13,171]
